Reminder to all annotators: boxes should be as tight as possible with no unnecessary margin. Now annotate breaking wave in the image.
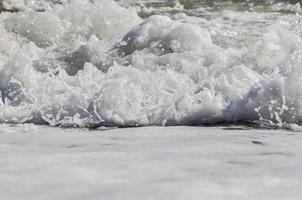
[1,0,302,128]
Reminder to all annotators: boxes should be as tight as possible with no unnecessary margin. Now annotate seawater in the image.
[0,0,302,128]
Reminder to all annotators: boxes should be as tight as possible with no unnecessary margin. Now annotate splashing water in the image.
[0,0,302,128]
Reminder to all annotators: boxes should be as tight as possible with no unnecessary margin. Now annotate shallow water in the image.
[0,0,302,128]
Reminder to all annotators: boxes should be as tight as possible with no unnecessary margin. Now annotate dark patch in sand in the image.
[252,140,265,146]
[66,144,81,149]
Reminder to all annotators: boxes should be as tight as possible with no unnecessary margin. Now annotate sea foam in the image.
[1,0,302,128]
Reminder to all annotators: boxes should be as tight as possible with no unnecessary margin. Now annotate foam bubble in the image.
[1,0,302,128]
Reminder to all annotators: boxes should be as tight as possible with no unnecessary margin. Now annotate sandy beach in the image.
[0,125,301,200]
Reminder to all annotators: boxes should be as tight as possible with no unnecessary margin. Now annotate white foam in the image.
[1,0,302,128]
